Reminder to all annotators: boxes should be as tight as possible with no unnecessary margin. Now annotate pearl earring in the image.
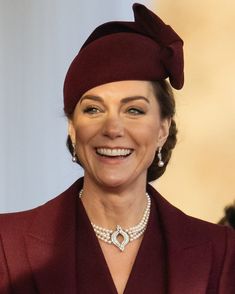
[157,147,164,167]
[72,143,77,163]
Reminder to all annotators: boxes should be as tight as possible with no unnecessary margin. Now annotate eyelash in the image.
[127,107,145,115]
[82,106,145,115]
[83,106,102,114]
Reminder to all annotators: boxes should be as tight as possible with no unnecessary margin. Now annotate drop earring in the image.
[72,143,77,163]
[157,147,164,167]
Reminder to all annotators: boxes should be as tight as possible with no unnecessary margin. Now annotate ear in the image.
[157,117,171,147]
[68,119,76,145]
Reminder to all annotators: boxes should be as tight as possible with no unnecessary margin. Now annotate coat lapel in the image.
[25,181,81,293]
[167,240,212,293]
[148,185,212,294]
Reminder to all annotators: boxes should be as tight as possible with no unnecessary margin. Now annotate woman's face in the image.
[69,80,170,189]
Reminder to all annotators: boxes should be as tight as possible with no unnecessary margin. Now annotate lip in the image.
[95,146,134,150]
[96,154,132,165]
[94,146,134,164]
[95,146,134,153]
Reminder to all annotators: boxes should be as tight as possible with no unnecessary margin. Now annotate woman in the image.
[0,3,235,294]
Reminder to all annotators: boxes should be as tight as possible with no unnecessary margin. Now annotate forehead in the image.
[81,80,155,100]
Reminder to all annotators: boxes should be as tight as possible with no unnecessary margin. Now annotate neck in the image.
[81,176,148,229]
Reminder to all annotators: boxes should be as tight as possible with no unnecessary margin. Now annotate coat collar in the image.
[148,184,212,294]
[24,179,82,293]
[25,179,212,293]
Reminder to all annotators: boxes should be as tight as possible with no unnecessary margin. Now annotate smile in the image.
[96,148,133,157]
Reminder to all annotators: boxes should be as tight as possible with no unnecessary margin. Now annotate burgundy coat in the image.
[0,178,235,294]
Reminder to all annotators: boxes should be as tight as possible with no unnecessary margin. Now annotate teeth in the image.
[96,148,132,157]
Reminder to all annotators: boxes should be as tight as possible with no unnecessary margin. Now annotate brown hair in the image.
[147,80,177,181]
[65,80,177,182]
[218,202,235,229]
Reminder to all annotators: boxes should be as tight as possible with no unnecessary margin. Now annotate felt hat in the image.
[64,3,184,115]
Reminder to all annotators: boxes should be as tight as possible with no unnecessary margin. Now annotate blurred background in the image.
[0,0,234,223]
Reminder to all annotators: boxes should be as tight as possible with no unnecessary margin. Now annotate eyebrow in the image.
[80,95,150,104]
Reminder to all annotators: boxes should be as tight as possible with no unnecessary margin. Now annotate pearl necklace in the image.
[79,189,151,252]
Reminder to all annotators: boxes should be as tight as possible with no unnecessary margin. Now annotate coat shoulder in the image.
[148,184,235,245]
[0,178,82,236]
[0,207,39,235]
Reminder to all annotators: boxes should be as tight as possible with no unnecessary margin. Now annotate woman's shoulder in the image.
[148,183,235,244]
[0,178,82,235]
[0,207,39,238]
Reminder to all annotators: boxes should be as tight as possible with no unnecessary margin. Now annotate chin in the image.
[95,174,132,190]
[96,171,146,190]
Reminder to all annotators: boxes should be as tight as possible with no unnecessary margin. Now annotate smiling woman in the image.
[68,80,170,191]
[67,80,177,182]
[0,3,235,294]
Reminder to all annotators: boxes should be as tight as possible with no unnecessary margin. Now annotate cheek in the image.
[133,121,160,147]
[72,123,90,151]
[74,128,91,161]
[73,119,89,139]
[74,121,99,146]
[75,128,85,141]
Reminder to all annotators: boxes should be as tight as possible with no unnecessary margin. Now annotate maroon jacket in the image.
[0,178,235,293]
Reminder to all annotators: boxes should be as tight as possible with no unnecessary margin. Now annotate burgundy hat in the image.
[64,3,184,115]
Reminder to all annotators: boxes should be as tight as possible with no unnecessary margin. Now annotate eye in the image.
[83,106,103,114]
[127,107,145,115]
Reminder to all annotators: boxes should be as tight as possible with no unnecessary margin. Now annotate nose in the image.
[102,114,124,139]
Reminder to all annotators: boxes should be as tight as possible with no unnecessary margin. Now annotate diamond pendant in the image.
[111,225,130,251]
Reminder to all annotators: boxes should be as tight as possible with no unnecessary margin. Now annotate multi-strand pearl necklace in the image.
[79,189,151,252]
